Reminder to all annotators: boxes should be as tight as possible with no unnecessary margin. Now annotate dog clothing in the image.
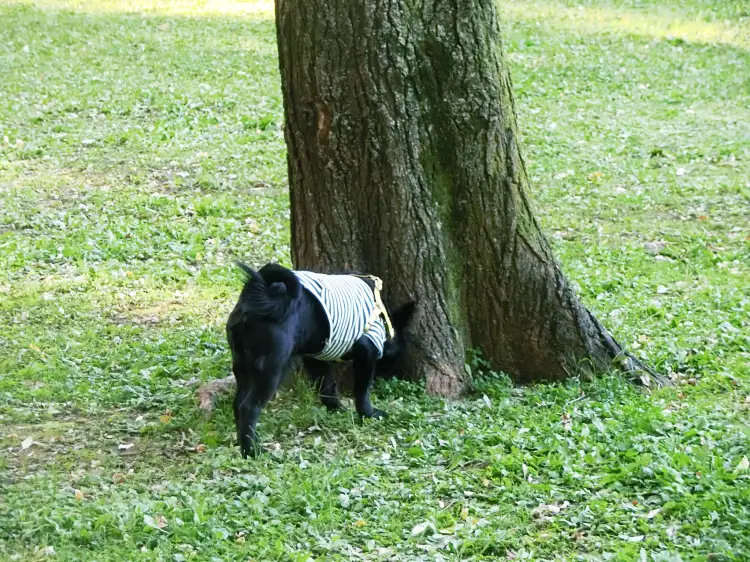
[294,271,388,361]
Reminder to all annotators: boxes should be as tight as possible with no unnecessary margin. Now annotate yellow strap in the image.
[354,274,394,340]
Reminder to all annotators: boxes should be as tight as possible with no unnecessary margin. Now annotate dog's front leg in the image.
[234,372,283,458]
[233,378,260,458]
[352,339,386,419]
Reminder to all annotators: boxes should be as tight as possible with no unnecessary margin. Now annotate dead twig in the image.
[197,375,235,413]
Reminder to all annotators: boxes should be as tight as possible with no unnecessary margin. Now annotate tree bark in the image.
[274,0,668,395]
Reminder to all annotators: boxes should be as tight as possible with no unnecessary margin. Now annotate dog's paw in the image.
[322,399,344,412]
[327,405,345,413]
[239,434,261,459]
[371,408,388,419]
[240,444,261,459]
[361,408,388,420]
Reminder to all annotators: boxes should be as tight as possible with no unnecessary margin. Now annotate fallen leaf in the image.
[410,521,436,538]
[246,220,260,234]
[74,489,84,501]
[734,456,749,473]
[21,437,33,450]
[143,514,168,529]
[644,241,665,255]
[533,503,562,518]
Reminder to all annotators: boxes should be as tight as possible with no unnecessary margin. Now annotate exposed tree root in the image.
[586,309,674,388]
[621,350,675,388]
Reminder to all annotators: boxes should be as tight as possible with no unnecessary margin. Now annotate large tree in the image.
[274,0,668,396]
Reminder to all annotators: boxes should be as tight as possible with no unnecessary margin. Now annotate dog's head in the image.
[377,298,417,375]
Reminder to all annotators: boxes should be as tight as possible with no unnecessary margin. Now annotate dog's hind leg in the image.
[303,358,342,411]
[352,338,386,419]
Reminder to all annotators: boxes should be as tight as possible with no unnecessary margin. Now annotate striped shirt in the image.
[295,271,387,361]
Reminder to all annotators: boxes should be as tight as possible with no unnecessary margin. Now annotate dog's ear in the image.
[391,298,417,332]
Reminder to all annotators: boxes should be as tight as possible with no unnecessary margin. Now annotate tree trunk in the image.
[274,0,667,395]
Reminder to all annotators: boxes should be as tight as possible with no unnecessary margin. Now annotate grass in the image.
[0,0,748,559]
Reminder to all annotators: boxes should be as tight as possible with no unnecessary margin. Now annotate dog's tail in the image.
[235,262,301,322]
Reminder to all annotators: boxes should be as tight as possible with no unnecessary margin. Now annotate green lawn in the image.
[1,0,748,560]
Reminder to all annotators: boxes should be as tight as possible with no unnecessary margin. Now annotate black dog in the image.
[226,262,416,458]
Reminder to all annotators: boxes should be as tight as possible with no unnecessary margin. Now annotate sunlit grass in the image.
[6,0,275,17]
[499,0,750,48]
[1,0,748,559]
